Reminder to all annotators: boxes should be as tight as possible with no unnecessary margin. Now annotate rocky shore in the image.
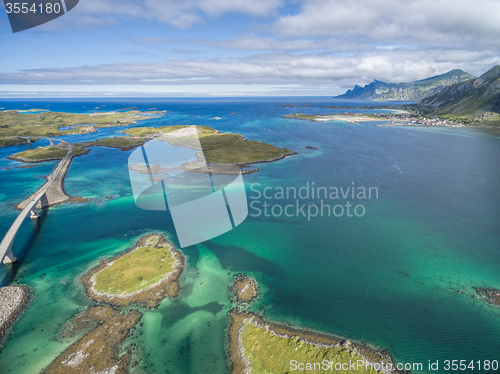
[81,234,184,308]
[474,287,500,306]
[0,285,30,344]
[231,274,259,303]
[229,312,404,374]
[44,306,140,374]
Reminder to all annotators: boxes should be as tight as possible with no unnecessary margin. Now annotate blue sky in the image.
[1,0,500,97]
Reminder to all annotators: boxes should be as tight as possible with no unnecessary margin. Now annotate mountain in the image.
[336,69,475,100]
[417,66,500,121]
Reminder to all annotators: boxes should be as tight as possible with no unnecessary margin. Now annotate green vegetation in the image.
[124,125,293,164]
[93,237,176,295]
[240,321,378,374]
[337,69,474,100]
[81,137,146,151]
[284,114,319,120]
[0,110,150,138]
[8,137,145,162]
[0,137,40,147]
[415,65,500,126]
[8,146,69,161]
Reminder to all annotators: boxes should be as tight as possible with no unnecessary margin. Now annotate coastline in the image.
[0,286,30,345]
[43,306,141,374]
[81,234,184,308]
[228,312,403,374]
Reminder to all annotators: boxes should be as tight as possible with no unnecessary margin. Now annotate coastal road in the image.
[0,138,72,264]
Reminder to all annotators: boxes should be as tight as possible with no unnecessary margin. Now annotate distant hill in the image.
[417,66,500,122]
[336,69,475,100]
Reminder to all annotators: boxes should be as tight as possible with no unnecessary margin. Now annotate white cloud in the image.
[273,0,500,49]
[1,49,498,87]
[56,0,283,29]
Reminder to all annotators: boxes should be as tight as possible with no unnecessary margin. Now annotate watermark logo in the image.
[4,0,79,33]
[249,181,378,220]
[128,126,248,248]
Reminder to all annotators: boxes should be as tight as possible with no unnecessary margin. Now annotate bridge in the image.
[0,139,72,264]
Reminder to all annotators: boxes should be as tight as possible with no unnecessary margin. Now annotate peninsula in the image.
[285,113,384,124]
[82,233,184,308]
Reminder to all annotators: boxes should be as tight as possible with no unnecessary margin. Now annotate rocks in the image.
[231,274,259,303]
[474,287,500,305]
[0,285,30,343]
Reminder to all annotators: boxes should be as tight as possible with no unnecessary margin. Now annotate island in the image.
[81,233,184,308]
[228,277,401,374]
[231,274,259,303]
[474,287,500,306]
[229,312,402,374]
[44,306,140,374]
[124,125,296,174]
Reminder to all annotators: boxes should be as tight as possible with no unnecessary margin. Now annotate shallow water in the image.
[0,98,499,373]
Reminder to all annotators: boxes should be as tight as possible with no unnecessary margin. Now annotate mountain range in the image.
[417,66,500,123]
[336,69,475,100]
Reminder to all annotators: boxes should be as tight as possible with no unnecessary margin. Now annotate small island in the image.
[82,234,184,308]
[229,312,402,374]
[231,274,259,303]
[44,306,140,374]
[474,287,500,306]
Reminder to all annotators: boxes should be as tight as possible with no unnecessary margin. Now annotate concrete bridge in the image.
[0,139,72,264]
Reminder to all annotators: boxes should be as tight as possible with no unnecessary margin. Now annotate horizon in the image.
[2,0,500,97]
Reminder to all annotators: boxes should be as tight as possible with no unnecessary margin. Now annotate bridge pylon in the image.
[2,244,17,264]
[30,207,40,219]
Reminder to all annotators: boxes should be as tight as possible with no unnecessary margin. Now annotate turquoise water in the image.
[0,98,499,373]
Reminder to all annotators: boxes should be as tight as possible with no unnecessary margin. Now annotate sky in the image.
[1,0,500,97]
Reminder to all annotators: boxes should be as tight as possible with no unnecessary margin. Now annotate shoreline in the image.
[0,286,30,345]
[229,312,403,374]
[14,152,79,211]
[81,234,184,308]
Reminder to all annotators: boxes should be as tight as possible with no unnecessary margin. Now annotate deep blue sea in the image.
[0,97,500,373]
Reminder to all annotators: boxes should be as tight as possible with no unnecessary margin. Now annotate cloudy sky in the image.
[1,0,499,96]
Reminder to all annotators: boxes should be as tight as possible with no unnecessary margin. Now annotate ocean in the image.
[0,97,499,373]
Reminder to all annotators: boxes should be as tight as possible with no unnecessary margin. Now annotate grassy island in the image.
[8,146,69,162]
[123,125,295,165]
[229,313,401,374]
[82,234,184,308]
